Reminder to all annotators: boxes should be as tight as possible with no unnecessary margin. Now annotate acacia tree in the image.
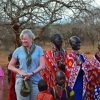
[0,0,95,47]
[70,6,100,46]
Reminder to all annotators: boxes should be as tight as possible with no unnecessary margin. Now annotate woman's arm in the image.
[24,55,45,80]
[33,56,45,74]
[8,56,26,76]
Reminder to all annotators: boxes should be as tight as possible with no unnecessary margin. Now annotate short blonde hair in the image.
[20,29,35,41]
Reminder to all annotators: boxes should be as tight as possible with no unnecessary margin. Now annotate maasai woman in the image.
[66,36,90,100]
[41,34,69,88]
[8,52,17,100]
[86,42,100,99]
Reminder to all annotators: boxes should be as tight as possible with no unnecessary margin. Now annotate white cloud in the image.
[93,0,100,7]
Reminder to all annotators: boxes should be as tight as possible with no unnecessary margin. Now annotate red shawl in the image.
[86,55,100,99]
[41,49,69,88]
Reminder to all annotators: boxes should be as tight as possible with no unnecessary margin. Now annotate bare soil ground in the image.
[0,45,97,100]
[0,51,9,100]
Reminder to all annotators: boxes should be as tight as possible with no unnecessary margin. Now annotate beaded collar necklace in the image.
[52,47,66,66]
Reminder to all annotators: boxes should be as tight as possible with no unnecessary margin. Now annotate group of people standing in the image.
[7,29,100,100]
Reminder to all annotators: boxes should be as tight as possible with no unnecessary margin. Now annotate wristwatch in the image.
[32,71,35,75]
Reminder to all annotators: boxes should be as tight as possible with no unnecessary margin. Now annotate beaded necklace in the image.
[52,47,66,68]
[53,83,68,99]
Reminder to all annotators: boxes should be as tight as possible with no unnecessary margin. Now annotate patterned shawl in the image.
[66,50,90,97]
[41,48,68,88]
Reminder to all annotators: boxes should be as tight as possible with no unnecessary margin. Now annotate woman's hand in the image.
[18,70,27,77]
[24,73,33,80]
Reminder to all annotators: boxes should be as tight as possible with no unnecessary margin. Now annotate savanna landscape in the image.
[0,0,100,100]
[0,44,98,100]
